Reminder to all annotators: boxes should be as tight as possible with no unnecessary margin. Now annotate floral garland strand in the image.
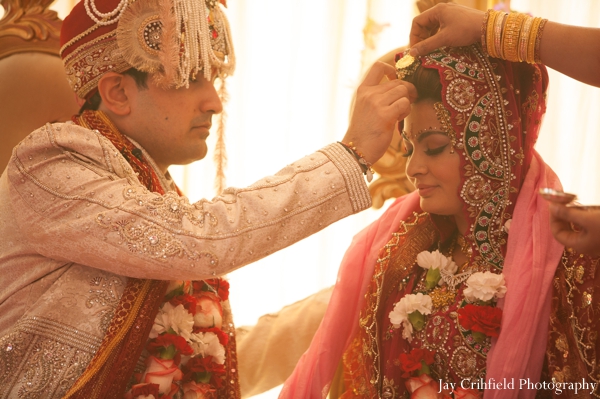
[399,347,482,399]
[458,271,506,343]
[389,250,508,399]
[125,278,230,399]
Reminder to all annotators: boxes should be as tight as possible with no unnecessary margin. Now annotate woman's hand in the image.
[409,3,484,57]
[549,203,600,257]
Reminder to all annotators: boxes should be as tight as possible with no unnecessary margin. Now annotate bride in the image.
[280,45,599,398]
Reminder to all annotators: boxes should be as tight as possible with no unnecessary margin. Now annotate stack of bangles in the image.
[338,141,374,182]
[481,9,548,64]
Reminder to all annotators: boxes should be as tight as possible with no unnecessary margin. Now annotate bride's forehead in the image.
[407,101,438,123]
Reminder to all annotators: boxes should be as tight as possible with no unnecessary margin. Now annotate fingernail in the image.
[409,47,419,57]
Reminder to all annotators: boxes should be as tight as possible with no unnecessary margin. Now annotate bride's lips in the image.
[417,184,437,197]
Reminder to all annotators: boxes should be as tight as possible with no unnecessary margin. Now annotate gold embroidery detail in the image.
[430,287,456,309]
[123,187,218,228]
[87,276,123,333]
[583,290,593,307]
[63,34,129,98]
[446,78,476,112]
[521,90,539,116]
[575,265,585,284]
[434,102,456,152]
[362,213,437,388]
[450,347,479,379]
[96,215,218,265]
[555,334,568,357]
[0,317,101,398]
[461,175,492,207]
[547,251,600,395]
[381,376,398,399]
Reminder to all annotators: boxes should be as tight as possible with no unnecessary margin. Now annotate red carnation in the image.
[183,356,227,387]
[147,333,194,358]
[458,304,502,338]
[399,348,436,378]
[170,293,197,314]
[195,279,230,301]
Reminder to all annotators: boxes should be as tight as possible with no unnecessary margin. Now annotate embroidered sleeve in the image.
[7,123,371,280]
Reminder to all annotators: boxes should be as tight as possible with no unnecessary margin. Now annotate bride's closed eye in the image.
[424,144,448,156]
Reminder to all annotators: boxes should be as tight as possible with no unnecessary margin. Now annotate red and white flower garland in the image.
[125,279,230,399]
[390,250,508,399]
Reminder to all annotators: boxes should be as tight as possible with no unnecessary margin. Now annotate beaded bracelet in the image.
[534,18,548,63]
[481,10,491,54]
[338,141,374,182]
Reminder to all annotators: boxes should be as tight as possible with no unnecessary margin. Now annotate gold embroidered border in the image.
[63,278,153,398]
[345,212,437,395]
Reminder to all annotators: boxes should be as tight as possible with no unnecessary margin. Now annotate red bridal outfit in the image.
[281,45,600,399]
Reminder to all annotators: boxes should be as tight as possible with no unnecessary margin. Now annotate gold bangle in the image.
[518,15,534,62]
[503,13,526,62]
[495,12,507,59]
[486,10,499,57]
[534,18,549,63]
[528,17,543,63]
[502,13,517,60]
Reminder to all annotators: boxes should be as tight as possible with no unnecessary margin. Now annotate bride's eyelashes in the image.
[402,144,448,158]
[424,144,448,156]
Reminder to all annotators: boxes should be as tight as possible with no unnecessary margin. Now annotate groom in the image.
[0,0,416,397]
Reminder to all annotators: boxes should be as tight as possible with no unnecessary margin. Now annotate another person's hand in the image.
[409,3,484,57]
[549,203,600,257]
[343,61,417,165]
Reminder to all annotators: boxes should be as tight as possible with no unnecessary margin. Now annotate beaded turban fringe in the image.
[60,0,236,193]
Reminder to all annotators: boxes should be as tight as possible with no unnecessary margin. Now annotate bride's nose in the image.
[406,149,427,179]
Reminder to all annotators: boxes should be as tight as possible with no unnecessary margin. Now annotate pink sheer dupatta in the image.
[484,152,564,399]
[280,192,422,398]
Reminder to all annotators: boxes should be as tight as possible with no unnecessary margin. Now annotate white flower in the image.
[463,271,507,302]
[189,332,226,364]
[417,250,458,275]
[389,293,433,341]
[149,303,194,340]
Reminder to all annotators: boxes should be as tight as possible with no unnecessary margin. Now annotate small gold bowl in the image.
[538,188,577,204]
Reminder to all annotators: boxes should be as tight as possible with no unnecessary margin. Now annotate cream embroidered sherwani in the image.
[0,122,371,398]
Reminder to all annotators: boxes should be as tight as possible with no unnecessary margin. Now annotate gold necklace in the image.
[456,233,472,257]
[453,233,472,273]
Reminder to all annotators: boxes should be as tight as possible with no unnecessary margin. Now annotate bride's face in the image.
[403,99,463,217]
